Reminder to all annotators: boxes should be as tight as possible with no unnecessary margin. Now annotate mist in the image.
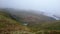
[0,0,60,33]
[0,0,60,15]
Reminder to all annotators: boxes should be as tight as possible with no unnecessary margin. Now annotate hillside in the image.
[9,11,60,34]
[0,9,60,34]
[8,11,56,25]
[0,11,32,34]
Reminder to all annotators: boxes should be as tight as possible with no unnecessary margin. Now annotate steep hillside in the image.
[0,9,60,34]
[0,11,31,34]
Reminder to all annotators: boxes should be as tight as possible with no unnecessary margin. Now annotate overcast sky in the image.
[0,0,60,15]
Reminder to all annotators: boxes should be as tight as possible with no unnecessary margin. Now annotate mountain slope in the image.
[0,11,31,34]
[0,8,60,33]
[9,11,56,23]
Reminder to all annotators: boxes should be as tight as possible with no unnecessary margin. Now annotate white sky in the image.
[0,0,60,15]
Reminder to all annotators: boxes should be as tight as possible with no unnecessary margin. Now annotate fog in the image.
[0,0,60,15]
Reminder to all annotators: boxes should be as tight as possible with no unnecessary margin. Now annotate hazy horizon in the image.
[0,0,60,16]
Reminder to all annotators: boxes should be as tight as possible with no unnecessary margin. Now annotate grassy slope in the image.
[0,9,60,34]
[0,11,31,34]
[27,20,60,32]
[5,10,60,32]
